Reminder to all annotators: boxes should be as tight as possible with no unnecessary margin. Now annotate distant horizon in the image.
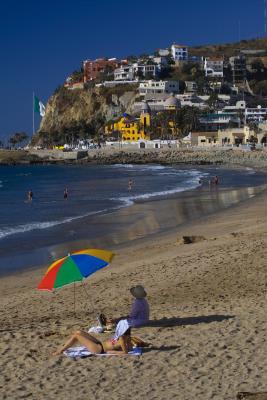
[1,0,266,139]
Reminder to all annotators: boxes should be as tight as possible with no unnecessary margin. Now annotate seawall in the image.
[1,147,267,168]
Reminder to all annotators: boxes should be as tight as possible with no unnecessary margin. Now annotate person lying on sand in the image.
[52,320,132,356]
[99,285,150,329]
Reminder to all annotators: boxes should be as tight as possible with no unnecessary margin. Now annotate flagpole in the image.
[33,92,35,136]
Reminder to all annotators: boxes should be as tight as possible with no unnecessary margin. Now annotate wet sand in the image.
[0,188,267,399]
[1,183,265,275]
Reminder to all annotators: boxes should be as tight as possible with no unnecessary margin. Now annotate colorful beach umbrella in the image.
[37,248,114,291]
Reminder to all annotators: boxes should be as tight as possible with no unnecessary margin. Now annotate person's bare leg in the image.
[74,331,103,353]
[52,330,102,355]
[52,332,79,355]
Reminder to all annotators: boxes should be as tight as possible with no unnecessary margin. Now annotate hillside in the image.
[190,38,267,58]
[33,85,138,145]
[33,37,267,145]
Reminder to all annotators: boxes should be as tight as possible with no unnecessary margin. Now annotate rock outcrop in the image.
[35,85,138,143]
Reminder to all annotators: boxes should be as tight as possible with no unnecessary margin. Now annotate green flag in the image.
[34,95,46,117]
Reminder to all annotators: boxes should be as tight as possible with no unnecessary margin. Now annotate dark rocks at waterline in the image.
[1,148,267,168]
[85,148,267,168]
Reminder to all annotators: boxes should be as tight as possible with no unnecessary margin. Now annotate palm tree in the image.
[181,106,200,135]
[8,132,28,148]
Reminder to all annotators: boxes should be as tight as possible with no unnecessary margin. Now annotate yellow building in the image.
[105,102,151,141]
[105,97,182,141]
[191,126,253,147]
[218,126,251,145]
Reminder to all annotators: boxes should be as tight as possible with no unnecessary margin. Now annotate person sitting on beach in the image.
[100,285,150,329]
[52,319,132,356]
[128,285,150,327]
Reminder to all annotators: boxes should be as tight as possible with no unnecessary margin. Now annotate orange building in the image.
[83,58,119,82]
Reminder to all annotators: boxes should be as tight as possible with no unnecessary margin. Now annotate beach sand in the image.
[0,190,267,400]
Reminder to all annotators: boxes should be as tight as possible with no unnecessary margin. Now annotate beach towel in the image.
[64,346,142,358]
[88,325,114,334]
[88,326,104,334]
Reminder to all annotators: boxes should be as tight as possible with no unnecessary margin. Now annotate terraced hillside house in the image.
[114,65,135,81]
[114,62,159,81]
[171,44,188,62]
[139,80,179,96]
[204,57,224,79]
[83,58,119,81]
[229,55,246,84]
[199,113,239,131]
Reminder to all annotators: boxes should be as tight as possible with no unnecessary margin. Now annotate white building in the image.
[199,113,239,131]
[204,57,224,78]
[134,93,181,112]
[177,94,207,110]
[134,93,169,112]
[171,44,188,61]
[221,101,267,123]
[95,80,139,87]
[139,80,179,96]
[245,105,267,122]
[158,48,170,56]
[114,65,135,81]
[132,62,158,78]
[114,63,159,81]
[222,100,246,115]
[152,56,168,69]
[185,81,197,93]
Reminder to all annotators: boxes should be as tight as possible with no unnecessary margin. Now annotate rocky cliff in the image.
[34,85,138,144]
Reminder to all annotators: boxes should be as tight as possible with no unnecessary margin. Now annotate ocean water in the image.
[0,164,266,274]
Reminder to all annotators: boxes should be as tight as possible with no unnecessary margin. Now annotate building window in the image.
[143,117,147,128]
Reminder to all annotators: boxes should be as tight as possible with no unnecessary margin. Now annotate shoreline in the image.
[2,147,267,169]
[1,176,266,276]
[3,171,267,283]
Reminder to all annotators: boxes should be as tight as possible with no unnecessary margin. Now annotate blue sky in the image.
[0,0,265,140]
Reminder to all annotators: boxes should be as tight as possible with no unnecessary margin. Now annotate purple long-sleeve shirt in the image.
[128,298,150,327]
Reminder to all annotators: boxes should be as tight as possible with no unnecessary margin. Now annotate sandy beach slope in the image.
[0,190,267,400]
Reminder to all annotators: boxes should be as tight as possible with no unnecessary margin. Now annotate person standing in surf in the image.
[28,190,33,202]
[128,179,134,191]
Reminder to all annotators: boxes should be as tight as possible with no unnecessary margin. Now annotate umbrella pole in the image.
[73,282,76,316]
[81,282,93,313]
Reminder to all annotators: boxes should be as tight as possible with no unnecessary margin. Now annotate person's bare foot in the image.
[51,350,63,356]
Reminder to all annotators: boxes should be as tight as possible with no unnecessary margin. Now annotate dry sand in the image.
[0,190,267,400]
